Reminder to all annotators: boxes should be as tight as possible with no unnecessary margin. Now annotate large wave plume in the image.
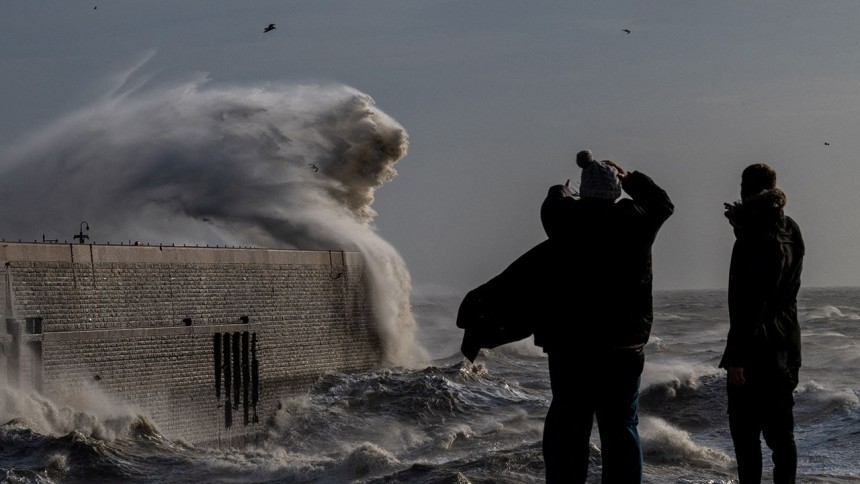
[0,75,426,367]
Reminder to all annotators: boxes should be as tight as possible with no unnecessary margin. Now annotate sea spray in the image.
[0,383,144,441]
[639,416,732,467]
[0,74,426,367]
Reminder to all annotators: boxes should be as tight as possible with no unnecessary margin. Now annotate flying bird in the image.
[309,163,319,172]
[622,29,631,34]
[264,23,276,33]
[824,141,831,146]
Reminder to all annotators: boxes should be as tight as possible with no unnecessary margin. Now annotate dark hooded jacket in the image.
[719,188,804,387]
[456,171,672,362]
[534,171,674,352]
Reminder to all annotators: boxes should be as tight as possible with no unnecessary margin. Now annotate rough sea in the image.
[1,286,858,483]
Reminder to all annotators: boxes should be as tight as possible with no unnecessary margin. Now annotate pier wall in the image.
[0,242,382,445]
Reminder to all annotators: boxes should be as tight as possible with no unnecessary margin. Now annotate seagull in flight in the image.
[622,29,631,34]
[264,23,276,33]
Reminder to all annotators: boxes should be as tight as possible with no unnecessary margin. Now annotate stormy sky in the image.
[2,1,859,293]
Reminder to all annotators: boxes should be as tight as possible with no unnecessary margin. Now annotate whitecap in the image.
[639,416,732,467]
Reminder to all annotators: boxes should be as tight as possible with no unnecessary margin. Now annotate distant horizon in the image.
[412,280,858,297]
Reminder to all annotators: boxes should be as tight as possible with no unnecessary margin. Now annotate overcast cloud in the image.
[2,1,858,294]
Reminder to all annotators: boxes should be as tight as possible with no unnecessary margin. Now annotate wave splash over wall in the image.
[0,72,426,367]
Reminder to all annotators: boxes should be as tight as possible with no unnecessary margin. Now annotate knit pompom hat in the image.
[576,150,621,200]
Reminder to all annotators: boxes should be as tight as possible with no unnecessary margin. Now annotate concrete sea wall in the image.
[0,242,382,446]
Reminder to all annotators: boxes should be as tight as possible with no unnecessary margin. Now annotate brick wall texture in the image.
[0,242,382,446]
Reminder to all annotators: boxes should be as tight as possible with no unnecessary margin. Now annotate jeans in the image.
[543,348,645,483]
[727,371,797,484]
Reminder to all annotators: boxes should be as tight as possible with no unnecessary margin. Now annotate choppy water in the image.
[1,287,858,483]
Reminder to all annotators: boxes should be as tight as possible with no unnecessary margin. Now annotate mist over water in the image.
[0,383,142,441]
[0,66,426,367]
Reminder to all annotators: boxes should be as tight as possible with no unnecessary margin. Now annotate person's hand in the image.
[603,160,629,181]
[728,367,745,386]
[561,179,573,197]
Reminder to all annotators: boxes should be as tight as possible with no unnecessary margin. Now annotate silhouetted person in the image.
[720,163,804,483]
[537,150,673,483]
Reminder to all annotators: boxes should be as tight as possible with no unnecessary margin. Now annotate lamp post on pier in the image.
[74,221,89,244]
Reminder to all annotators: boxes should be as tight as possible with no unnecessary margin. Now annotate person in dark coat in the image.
[719,163,804,484]
[537,150,674,483]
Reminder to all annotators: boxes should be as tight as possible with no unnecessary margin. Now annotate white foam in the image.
[639,416,732,466]
[641,361,722,394]
[0,383,147,441]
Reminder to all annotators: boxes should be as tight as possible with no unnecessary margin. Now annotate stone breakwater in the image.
[0,242,382,446]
